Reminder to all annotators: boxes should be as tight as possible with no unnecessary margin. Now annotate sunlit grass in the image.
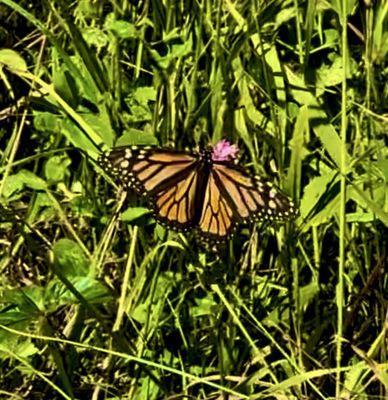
[0,0,387,399]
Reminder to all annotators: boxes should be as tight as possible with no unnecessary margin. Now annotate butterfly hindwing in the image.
[197,171,235,242]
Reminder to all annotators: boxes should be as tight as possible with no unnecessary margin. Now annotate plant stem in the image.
[336,0,348,397]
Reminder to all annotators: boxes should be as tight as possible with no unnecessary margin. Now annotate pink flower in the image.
[211,140,239,161]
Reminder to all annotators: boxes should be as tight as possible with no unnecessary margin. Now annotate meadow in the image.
[0,0,387,399]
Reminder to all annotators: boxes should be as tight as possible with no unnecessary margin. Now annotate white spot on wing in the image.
[269,200,277,209]
[125,149,132,159]
[120,160,130,169]
[269,190,277,198]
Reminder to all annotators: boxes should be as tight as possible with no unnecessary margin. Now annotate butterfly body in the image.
[98,143,297,244]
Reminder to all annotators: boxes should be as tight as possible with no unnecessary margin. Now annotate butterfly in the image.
[98,140,297,244]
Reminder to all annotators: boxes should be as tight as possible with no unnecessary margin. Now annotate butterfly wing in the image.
[198,162,297,243]
[98,146,201,231]
[99,146,298,243]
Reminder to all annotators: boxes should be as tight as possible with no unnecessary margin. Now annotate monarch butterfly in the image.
[98,140,297,244]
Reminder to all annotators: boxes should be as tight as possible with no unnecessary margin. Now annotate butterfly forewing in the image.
[212,163,297,224]
[98,146,200,232]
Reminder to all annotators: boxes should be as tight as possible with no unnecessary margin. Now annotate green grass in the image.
[0,0,387,399]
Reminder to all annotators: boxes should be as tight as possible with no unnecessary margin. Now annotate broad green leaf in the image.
[316,56,344,87]
[121,207,153,223]
[340,359,368,399]
[346,212,375,223]
[116,128,158,146]
[53,238,89,277]
[0,311,32,325]
[0,49,27,71]
[82,111,115,146]
[329,0,357,19]
[300,170,338,219]
[0,286,44,313]
[348,183,388,226]
[132,86,157,104]
[71,277,110,303]
[372,2,388,62]
[2,170,47,197]
[0,333,38,359]
[104,14,138,39]
[374,159,388,181]
[44,155,71,183]
[131,303,149,325]
[316,55,357,92]
[133,376,159,400]
[65,18,109,95]
[61,118,108,154]
[149,34,192,70]
[83,27,109,49]
[191,294,217,317]
[232,57,275,136]
[33,111,62,132]
[45,277,111,307]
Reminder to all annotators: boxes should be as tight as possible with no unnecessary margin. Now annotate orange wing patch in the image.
[199,173,233,238]
[149,153,195,162]
[213,164,271,220]
[214,164,254,187]
[142,162,194,191]
[155,170,197,225]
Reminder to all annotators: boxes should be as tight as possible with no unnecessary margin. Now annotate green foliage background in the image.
[0,0,387,399]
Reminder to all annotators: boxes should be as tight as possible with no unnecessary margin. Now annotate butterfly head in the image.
[211,140,239,162]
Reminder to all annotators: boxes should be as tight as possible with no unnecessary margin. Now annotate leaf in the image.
[191,294,217,317]
[44,155,71,183]
[300,170,338,219]
[264,364,365,395]
[285,65,350,169]
[210,65,226,142]
[285,104,310,198]
[71,277,111,303]
[316,56,344,87]
[61,117,111,152]
[347,183,388,227]
[45,277,111,308]
[0,49,27,72]
[53,239,89,277]
[116,128,158,146]
[83,27,109,49]
[0,332,38,360]
[132,86,157,104]
[149,33,193,69]
[329,0,358,20]
[104,14,138,39]
[316,55,357,91]
[121,207,153,223]
[0,286,44,314]
[131,303,149,325]
[33,111,62,132]
[299,280,319,310]
[374,159,388,181]
[53,67,80,108]
[2,170,47,197]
